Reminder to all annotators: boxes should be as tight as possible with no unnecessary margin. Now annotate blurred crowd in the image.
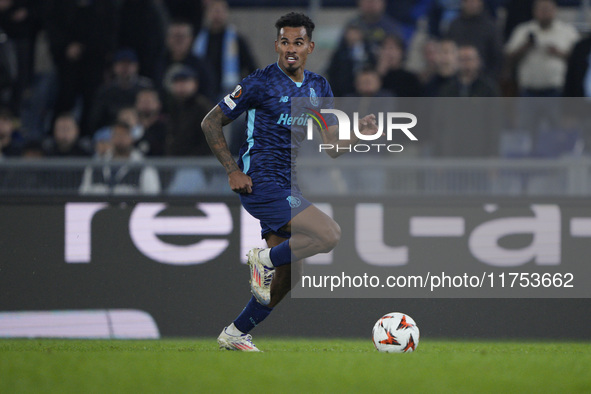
[0,0,257,164]
[0,0,589,167]
[327,0,586,100]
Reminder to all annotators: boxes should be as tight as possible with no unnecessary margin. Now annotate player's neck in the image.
[277,62,305,83]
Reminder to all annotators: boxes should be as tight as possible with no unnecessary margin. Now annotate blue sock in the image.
[269,240,298,267]
[233,296,273,334]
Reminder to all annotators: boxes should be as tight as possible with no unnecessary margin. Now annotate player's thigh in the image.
[283,204,341,240]
[264,233,288,248]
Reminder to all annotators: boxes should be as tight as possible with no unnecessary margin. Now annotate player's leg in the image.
[217,233,297,351]
[248,204,338,304]
[283,204,341,260]
[261,204,340,267]
[264,233,303,308]
[219,205,336,350]
[248,204,339,305]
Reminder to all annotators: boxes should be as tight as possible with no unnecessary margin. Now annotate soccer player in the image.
[201,12,377,351]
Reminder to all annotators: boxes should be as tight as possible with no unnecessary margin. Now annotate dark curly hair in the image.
[275,12,315,40]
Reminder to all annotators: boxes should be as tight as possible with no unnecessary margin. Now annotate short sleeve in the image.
[217,72,263,120]
[564,25,580,52]
[505,23,528,54]
[322,78,338,127]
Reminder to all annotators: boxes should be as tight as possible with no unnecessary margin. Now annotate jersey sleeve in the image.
[505,23,528,54]
[321,77,338,127]
[217,71,263,120]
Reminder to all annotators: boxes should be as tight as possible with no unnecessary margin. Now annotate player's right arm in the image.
[203,71,263,193]
[201,105,253,194]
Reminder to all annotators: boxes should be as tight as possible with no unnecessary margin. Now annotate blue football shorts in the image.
[240,183,311,239]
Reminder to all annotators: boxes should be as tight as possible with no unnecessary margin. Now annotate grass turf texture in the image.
[1,339,590,393]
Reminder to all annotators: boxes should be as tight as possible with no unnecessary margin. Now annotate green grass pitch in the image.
[1,338,590,393]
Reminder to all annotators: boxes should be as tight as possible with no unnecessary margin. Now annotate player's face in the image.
[275,26,314,76]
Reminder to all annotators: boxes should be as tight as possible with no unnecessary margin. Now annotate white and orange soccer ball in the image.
[372,312,420,353]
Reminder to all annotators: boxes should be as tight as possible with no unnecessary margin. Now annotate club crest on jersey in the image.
[286,196,301,208]
[230,85,243,99]
[309,88,318,107]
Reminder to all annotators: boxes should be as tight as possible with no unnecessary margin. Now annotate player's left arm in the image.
[319,114,378,158]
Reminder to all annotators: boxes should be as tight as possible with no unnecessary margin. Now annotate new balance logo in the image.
[279,96,289,103]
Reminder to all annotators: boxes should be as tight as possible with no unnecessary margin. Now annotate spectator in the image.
[439,45,500,97]
[327,24,375,97]
[87,48,153,135]
[164,66,212,156]
[116,107,142,142]
[340,67,398,193]
[0,107,22,156]
[376,35,422,97]
[134,88,166,157]
[161,19,217,102]
[446,0,503,79]
[0,27,18,112]
[0,0,43,112]
[428,0,501,38]
[92,127,111,159]
[385,0,432,45]
[117,0,166,82]
[412,38,441,84]
[423,39,459,96]
[348,67,396,139]
[432,45,502,159]
[505,0,579,97]
[42,112,91,157]
[79,120,160,195]
[192,0,257,100]
[563,34,591,97]
[161,0,204,35]
[45,0,117,132]
[341,0,403,57]
[353,67,392,98]
[18,29,58,142]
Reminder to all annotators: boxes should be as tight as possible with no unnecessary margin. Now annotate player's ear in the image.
[308,41,315,54]
[274,39,279,53]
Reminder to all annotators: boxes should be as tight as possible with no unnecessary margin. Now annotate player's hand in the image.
[228,170,253,194]
[358,114,380,136]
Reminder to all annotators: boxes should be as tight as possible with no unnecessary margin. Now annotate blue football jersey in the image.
[218,62,334,189]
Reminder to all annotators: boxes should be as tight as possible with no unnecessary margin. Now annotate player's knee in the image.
[318,221,341,253]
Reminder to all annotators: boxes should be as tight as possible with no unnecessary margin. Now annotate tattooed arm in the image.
[201,105,253,193]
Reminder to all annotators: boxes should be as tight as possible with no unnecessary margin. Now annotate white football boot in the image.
[217,327,261,352]
[247,248,274,306]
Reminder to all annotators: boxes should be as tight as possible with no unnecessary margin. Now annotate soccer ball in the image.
[372,312,420,353]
